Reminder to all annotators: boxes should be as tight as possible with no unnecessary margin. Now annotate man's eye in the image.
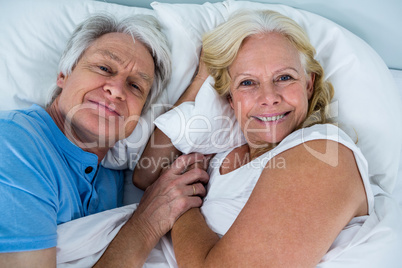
[131,83,140,90]
[130,83,144,94]
[99,66,109,72]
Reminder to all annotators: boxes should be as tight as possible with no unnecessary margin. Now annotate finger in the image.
[190,183,206,197]
[187,161,205,172]
[186,154,214,172]
[175,168,210,186]
[191,184,196,196]
[169,153,206,175]
[160,163,171,176]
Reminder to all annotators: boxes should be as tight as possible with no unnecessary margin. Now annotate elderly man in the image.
[0,14,208,267]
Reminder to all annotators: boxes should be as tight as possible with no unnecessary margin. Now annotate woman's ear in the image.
[307,72,315,100]
[56,72,66,88]
[227,94,234,110]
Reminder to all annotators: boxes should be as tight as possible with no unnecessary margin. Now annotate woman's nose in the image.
[258,82,281,106]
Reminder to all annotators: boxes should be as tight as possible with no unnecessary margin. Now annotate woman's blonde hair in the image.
[202,9,334,127]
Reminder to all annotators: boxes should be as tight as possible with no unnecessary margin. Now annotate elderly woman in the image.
[134,9,373,266]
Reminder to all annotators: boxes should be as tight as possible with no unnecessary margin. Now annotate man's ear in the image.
[307,72,315,100]
[56,72,66,88]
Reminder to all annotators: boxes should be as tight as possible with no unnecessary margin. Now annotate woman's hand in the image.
[192,49,209,82]
[175,49,209,105]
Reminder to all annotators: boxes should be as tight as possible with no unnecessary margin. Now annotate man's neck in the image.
[46,100,110,164]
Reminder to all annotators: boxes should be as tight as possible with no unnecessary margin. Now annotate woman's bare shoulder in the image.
[208,139,368,266]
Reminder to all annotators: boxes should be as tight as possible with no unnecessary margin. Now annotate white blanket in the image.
[57,125,402,267]
[57,123,402,267]
[57,192,402,267]
[56,203,178,268]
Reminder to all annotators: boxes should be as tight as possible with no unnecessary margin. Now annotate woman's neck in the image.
[249,143,277,160]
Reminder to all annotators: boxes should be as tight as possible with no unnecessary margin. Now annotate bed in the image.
[1,0,401,267]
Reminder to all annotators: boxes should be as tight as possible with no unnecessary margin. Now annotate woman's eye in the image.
[240,80,254,86]
[278,75,292,81]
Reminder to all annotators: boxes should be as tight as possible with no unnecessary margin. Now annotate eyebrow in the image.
[138,72,154,85]
[98,49,123,64]
[231,66,300,80]
[274,67,300,74]
[97,49,154,84]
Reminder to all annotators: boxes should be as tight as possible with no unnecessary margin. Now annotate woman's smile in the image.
[252,111,290,123]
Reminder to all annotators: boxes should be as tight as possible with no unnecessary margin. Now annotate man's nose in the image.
[104,78,126,101]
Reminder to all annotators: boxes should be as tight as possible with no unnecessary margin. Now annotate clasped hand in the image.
[133,153,211,241]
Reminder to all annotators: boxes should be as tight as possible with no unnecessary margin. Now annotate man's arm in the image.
[0,248,56,268]
[95,153,210,267]
[0,154,209,268]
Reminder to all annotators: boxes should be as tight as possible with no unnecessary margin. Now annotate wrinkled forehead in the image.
[230,33,303,75]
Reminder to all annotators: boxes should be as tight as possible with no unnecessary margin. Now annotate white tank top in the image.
[201,123,374,262]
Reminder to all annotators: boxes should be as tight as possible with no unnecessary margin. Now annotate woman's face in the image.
[228,32,314,148]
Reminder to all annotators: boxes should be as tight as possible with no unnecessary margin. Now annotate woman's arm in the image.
[172,208,219,268]
[132,127,181,190]
[133,55,209,190]
[171,140,368,267]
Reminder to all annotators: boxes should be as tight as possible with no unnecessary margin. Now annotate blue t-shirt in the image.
[0,105,124,252]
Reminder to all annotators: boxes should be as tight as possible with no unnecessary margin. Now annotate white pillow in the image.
[152,0,402,194]
[0,0,155,110]
[155,76,246,154]
[0,0,168,170]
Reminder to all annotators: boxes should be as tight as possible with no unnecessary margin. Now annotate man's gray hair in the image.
[48,13,171,111]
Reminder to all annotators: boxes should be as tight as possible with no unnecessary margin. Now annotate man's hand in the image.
[133,153,210,241]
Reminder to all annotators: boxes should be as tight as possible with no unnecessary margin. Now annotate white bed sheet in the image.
[56,187,402,267]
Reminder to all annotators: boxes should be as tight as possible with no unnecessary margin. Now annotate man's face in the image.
[55,32,155,148]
